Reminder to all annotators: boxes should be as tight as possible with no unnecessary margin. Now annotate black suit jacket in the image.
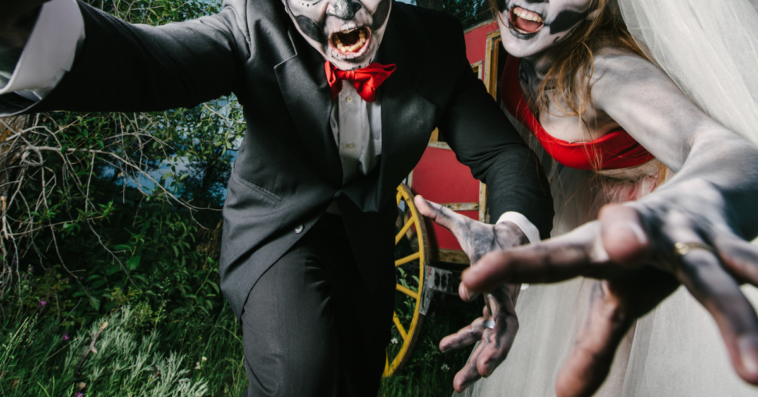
[0,0,553,317]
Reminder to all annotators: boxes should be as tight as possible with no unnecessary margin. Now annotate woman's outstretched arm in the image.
[459,52,758,396]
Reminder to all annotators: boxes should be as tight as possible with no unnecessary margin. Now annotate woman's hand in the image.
[414,196,527,392]
[461,179,758,396]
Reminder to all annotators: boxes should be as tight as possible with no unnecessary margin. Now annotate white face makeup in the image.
[495,0,594,58]
[283,0,392,70]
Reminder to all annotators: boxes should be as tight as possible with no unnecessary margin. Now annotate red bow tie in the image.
[325,61,397,103]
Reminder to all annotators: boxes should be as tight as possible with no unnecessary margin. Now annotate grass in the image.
[0,291,479,396]
[380,292,480,396]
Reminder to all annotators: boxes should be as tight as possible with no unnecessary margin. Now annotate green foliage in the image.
[0,304,247,396]
[0,0,242,324]
[380,296,480,396]
[0,0,484,395]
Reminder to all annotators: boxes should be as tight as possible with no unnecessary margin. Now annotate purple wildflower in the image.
[39,300,47,308]
[63,333,69,341]
[76,393,84,397]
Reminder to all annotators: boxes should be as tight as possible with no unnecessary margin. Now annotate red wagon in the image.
[384,19,511,376]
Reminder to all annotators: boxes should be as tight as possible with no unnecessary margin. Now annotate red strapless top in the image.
[501,56,654,170]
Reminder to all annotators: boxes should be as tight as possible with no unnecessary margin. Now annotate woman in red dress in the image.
[416,0,758,396]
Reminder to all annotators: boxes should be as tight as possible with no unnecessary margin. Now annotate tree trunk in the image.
[416,0,443,11]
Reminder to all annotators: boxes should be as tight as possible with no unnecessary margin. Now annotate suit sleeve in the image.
[437,26,554,239]
[0,0,251,117]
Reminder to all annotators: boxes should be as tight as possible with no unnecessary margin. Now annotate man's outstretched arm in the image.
[0,0,251,117]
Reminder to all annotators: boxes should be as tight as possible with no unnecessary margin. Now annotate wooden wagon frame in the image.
[384,19,509,377]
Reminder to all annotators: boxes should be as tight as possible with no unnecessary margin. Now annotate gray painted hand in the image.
[414,195,527,392]
[462,184,758,396]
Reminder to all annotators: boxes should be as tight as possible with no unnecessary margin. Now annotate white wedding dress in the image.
[455,109,758,397]
[456,1,758,395]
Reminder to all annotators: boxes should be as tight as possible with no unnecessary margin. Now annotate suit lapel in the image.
[274,27,343,186]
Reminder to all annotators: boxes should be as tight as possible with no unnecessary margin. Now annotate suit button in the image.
[295,225,304,234]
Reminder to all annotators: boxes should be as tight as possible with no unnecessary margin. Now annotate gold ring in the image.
[673,242,715,257]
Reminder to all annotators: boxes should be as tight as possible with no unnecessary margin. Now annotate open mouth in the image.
[329,27,371,57]
[509,6,544,36]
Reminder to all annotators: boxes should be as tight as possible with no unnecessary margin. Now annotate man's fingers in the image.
[475,315,518,378]
[713,232,758,286]
[414,195,463,232]
[439,317,485,352]
[462,223,616,292]
[599,204,650,267]
[676,250,758,384]
[453,341,485,392]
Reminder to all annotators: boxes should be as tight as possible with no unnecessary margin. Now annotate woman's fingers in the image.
[439,317,486,352]
[462,222,617,292]
[676,249,758,384]
[713,232,758,286]
[556,281,630,397]
[598,204,651,267]
[458,281,480,302]
[556,270,679,397]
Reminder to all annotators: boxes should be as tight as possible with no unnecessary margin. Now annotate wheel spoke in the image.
[395,217,415,244]
[396,283,419,300]
[393,312,408,341]
[395,252,420,267]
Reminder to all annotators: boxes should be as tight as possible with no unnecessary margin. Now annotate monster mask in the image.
[283,0,392,71]
[495,0,597,58]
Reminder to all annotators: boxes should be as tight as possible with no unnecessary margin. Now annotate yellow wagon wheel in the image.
[384,183,429,377]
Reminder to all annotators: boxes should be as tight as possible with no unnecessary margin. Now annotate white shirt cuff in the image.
[0,0,84,101]
[497,211,541,244]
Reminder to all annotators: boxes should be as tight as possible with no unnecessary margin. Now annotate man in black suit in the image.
[0,0,553,395]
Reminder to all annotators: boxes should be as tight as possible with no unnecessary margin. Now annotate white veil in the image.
[618,0,758,147]
[615,5,758,397]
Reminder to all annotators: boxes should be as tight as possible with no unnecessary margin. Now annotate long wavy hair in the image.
[489,0,648,118]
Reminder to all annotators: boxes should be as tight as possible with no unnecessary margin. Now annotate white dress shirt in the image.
[0,0,540,243]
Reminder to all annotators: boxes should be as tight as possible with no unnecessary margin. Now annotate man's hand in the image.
[439,284,520,392]
[414,196,528,301]
[461,183,758,396]
[414,195,527,392]
[0,0,49,48]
